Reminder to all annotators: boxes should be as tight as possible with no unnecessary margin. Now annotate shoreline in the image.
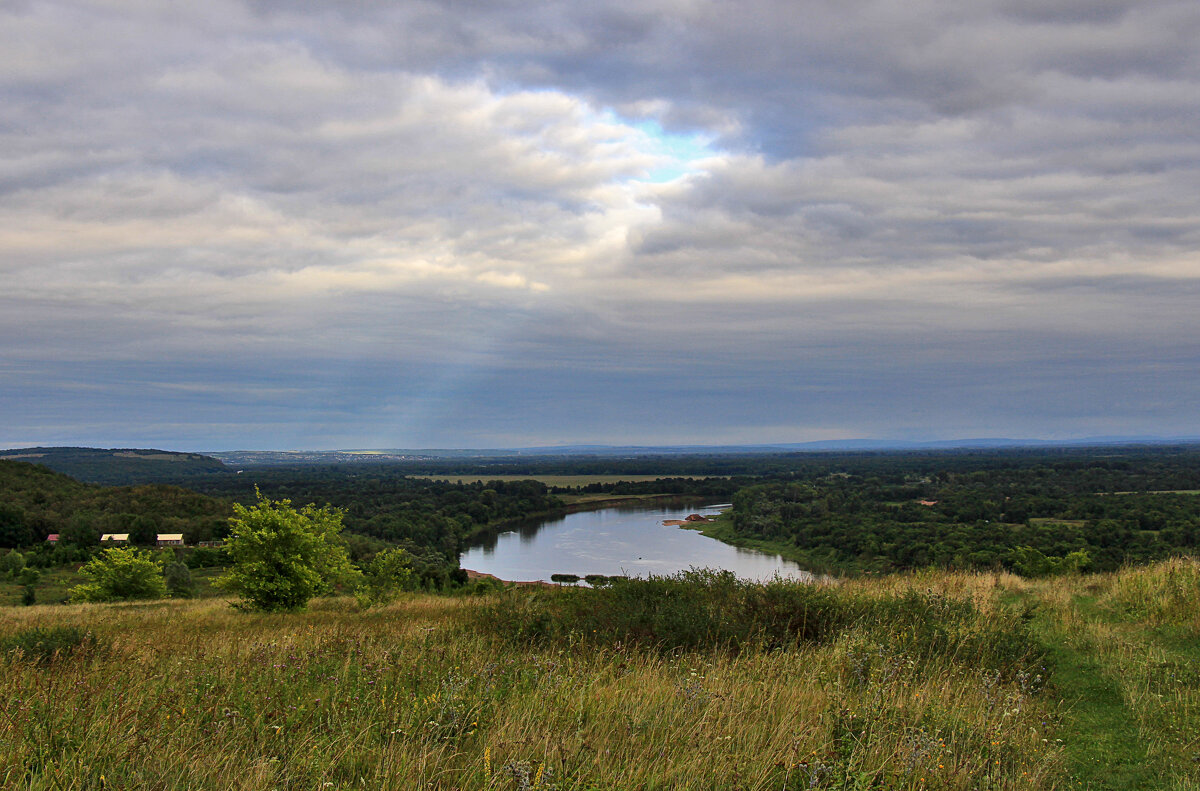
[462,568,560,588]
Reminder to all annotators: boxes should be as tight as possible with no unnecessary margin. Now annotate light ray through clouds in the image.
[2,0,1200,450]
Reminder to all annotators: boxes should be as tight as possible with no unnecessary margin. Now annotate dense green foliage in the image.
[9,444,1200,598]
[185,468,566,578]
[553,475,747,497]
[164,560,196,598]
[0,446,228,485]
[69,547,168,602]
[0,460,231,554]
[217,494,358,612]
[353,548,415,608]
[729,453,1200,573]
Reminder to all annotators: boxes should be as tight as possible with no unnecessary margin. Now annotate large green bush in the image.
[216,492,357,612]
[70,547,167,602]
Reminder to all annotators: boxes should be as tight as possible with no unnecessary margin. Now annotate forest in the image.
[4,444,1200,587]
[725,448,1200,574]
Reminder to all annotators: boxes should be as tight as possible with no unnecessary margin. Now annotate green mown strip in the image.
[1031,591,1160,790]
[1043,637,1155,789]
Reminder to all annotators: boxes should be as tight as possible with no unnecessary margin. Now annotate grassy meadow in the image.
[2,561,1199,790]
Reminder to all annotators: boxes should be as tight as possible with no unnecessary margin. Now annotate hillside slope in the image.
[0,446,228,485]
[0,459,231,548]
[1,560,1196,789]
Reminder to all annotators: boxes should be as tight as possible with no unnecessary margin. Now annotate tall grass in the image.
[7,561,1200,789]
[1104,556,1200,630]
[477,569,1045,682]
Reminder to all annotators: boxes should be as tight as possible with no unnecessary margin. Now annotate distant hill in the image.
[0,458,232,548]
[207,436,1200,467]
[0,447,229,485]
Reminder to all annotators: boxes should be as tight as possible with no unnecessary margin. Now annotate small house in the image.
[45,533,59,543]
[100,533,130,543]
[156,533,185,547]
[918,500,939,507]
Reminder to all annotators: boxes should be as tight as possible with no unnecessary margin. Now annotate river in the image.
[459,499,813,583]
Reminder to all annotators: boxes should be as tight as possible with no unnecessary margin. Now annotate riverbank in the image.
[461,497,807,584]
[679,512,847,577]
[461,568,559,588]
[462,492,709,546]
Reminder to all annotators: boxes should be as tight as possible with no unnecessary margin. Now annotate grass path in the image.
[1038,628,1155,789]
[1030,584,1199,790]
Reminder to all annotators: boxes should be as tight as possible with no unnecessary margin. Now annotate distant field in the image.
[1029,518,1087,527]
[1104,489,1200,495]
[406,474,716,487]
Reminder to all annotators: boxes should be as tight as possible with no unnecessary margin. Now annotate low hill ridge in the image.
[0,446,228,485]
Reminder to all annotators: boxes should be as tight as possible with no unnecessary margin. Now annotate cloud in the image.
[2,0,1199,447]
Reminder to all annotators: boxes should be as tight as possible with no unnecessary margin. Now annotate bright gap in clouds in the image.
[629,119,716,183]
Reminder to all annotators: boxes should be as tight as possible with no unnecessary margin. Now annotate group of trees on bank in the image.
[0,460,572,594]
[182,468,564,575]
[8,445,1200,597]
[729,454,1200,574]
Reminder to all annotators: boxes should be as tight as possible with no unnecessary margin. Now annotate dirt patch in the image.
[463,569,559,588]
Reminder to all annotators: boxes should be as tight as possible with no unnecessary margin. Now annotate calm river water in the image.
[459,499,813,583]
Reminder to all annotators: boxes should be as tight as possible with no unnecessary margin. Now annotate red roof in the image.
[46,534,59,541]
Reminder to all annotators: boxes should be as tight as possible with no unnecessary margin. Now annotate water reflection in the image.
[460,499,812,583]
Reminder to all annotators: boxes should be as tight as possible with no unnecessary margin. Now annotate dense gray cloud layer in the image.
[2,0,1198,448]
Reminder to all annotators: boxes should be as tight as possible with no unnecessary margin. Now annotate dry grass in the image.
[0,578,1066,791]
[6,561,1200,789]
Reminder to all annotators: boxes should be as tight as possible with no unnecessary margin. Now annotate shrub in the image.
[216,492,357,612]
[185,546,229,569]
[164,561,195,598]
[476,570,1045,676]
[1010,546,1091,577]
[355,548,415,608]
[0,550,25,579]
[1,626,98,664]
[480,569,847,651]
[70,547,167,602]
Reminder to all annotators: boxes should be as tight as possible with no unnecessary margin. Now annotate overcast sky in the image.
[3,0,1199,450]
